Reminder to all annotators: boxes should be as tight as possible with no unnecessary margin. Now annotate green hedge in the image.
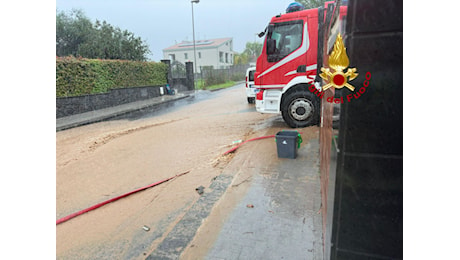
[56,56,168,97]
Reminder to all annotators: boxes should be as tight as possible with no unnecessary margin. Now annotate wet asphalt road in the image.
[108,88,225,122]
[57,83,323,259]
[56,83,274,259]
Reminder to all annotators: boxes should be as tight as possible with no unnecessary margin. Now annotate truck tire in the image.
[247,97,255,104]
[281,88,319,128]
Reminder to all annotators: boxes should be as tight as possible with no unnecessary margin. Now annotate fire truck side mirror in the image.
[267,39,276,55]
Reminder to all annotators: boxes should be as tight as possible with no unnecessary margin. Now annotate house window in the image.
[219,51,224,62]
[184,53,188,59]
[198,52,201,59]
[225,53,228,63]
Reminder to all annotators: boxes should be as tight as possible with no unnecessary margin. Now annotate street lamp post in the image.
[191,0,199,77]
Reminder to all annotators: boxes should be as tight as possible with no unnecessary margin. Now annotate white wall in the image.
[163,39,234,73]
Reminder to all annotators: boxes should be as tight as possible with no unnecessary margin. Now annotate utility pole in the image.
[191,0,199,77]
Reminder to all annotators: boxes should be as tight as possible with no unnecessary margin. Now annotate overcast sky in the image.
[55,0,297,61]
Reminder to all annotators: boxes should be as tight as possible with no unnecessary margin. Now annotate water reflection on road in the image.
[109,87,237,122]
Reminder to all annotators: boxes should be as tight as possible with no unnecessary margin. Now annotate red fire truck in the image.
[254,2,347,128]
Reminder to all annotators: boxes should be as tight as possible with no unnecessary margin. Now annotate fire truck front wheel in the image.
[281,90,319,128]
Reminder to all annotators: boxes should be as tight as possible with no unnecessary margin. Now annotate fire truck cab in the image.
[254,2,347,128]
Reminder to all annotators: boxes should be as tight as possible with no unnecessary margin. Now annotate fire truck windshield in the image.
[266,20,303,63]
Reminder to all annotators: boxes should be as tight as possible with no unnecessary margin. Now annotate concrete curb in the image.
[56,94,190,131]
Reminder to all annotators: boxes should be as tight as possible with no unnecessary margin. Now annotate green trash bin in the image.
[275,130,302,159]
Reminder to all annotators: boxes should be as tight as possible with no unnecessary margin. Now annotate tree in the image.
[56,9,151,61]
[56,9,93,57]
[243,42,262,58]
[234,42,262,65]
[233,53,249,65]
[296,0,328,9]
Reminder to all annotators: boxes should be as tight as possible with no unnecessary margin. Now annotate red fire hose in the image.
[56,171,189,225]
[223,135,275,155]
[57,134,277,225]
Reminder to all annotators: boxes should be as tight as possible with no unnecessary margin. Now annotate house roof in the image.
[163,37,232,51]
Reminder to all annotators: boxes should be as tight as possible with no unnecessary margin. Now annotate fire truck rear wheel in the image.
[281,89,319,128]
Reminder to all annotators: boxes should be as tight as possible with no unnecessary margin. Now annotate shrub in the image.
[56,56,167,97]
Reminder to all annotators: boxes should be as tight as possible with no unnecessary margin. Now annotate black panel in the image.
[335,250,388,260]
[341,32,403,155]
[334,156,403,258]
[346,0,403,34]
[328,0,403,259]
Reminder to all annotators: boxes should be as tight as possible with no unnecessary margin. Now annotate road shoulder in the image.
[149,125,323,259]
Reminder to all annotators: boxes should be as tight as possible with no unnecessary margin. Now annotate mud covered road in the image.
[56,84,319,259]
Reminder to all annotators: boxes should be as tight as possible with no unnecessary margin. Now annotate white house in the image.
[163,37,234,73]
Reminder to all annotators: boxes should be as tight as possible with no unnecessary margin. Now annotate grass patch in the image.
[194,79,205,89]
[195,80,235,90]
[207,81,235,90]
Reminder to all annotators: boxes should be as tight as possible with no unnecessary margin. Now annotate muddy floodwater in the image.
[56,85,319,259]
